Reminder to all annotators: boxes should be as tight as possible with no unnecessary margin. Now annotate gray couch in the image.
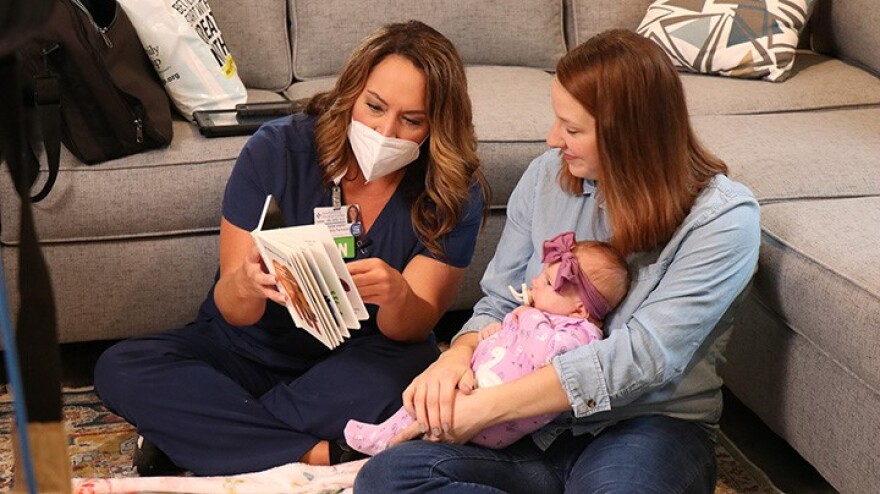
[1,0,878,492]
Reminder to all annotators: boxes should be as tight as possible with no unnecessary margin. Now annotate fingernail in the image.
[442,423,450,433]
[431,427,441,436]
[418,423,427,434]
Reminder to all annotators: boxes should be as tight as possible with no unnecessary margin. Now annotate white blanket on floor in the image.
[72,459,366,493]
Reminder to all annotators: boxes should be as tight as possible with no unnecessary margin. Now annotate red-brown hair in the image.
[556,29,727,256]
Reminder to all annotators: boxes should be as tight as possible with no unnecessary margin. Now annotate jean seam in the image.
[429,451,545,472]
[428,452,552,491]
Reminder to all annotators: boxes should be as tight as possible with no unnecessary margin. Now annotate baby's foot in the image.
[343,408,414,456]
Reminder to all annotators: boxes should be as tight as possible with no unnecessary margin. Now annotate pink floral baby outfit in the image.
[344,307,603,454]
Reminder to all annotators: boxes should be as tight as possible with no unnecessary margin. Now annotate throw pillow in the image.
[636,0,818,82]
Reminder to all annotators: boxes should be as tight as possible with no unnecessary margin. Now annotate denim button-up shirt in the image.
[455,149,760,449]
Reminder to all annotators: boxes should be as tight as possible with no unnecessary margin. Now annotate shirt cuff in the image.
[551,343,611,418]
[451,313,499,343]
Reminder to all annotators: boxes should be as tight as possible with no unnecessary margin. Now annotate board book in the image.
[251,196,368,349]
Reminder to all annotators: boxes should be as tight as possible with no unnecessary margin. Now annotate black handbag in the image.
[17,0,174,201]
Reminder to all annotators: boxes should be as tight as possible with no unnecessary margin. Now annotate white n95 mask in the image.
[348,120,423,182]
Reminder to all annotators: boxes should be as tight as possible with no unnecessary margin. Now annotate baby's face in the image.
[529,262,582,316]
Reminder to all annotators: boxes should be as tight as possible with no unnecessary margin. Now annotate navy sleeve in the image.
[436,181,485,268]
[222,122,290,231]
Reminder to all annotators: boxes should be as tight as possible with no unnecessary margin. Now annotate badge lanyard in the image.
[314,182,361,258]
[332,184,342,209]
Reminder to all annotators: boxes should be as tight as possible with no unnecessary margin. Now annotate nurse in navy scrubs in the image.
[94,20,489,476]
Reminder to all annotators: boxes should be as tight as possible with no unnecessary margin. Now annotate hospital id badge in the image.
[314,205,362,259]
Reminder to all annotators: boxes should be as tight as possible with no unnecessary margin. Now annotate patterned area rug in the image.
[0,387,780,493]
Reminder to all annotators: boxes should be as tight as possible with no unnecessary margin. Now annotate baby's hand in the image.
[478,322,502,341]
[511,305,531,318]
[507,305,534,326]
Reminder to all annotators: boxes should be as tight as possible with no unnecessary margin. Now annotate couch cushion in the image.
[0,89,285,245]
[637,0,817,82]
[692,107,880,203]
[209,0,292,90]
[564,17,880,115]
[290,0,566,79]
[721,293,880,494]
[681,52,880,115]
[810,0,880,77]
[285,66,555,207]
[752,197,880,399]
[0,122,238,244]
[1,236,218,343]
[565,0,654,48]
[284,77,335,101]
[467,66,555,206]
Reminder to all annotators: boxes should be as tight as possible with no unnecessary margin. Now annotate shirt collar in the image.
[582,179,597,196]
[582,179,605,211]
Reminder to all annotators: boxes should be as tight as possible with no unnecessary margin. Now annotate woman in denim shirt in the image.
[355,29,761,493]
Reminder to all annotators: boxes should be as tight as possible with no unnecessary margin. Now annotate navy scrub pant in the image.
[93,321,440,476]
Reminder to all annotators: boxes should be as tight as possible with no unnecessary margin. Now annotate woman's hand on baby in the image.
[347,258,407,307]
[402,344,476,438]
[390,389,491,446]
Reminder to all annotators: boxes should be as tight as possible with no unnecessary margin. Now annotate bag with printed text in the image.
[118,0,247,120]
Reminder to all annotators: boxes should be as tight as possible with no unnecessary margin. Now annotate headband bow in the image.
[542,232,613,320]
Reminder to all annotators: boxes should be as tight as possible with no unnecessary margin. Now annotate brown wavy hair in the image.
[305,20,489,258]
[555,29,727,256]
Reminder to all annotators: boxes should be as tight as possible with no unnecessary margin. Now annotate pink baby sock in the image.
[344,407,415,456]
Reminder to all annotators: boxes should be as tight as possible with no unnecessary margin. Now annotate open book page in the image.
[288,247,344,347]
[256,237,334,348]
[295,245,352,338]
[250,195,367,349]
[284,224,369,322]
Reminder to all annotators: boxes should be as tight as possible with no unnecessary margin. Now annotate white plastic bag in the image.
[119,0,247,120]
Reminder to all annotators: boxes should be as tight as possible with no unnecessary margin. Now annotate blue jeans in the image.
[354,415,716,493]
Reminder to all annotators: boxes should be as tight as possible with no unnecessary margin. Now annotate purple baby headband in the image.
[542,231,613,320]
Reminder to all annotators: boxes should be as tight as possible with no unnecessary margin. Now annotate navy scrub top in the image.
[196,113,484,363]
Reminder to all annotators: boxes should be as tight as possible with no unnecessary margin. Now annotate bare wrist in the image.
[442,342,474,362]
[474,386,507,426]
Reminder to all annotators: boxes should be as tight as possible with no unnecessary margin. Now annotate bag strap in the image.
[28,47,61,203]
[1,45,65,446]
[0,53,40,494]
[1,53,67,493]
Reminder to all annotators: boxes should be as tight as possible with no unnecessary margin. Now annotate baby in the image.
[344,231,630,454]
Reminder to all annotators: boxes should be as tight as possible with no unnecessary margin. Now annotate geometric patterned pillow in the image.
[637,0,818,82]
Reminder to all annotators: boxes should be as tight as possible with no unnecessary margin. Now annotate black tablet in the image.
[235,100,302,118]
[193,109,277,138]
